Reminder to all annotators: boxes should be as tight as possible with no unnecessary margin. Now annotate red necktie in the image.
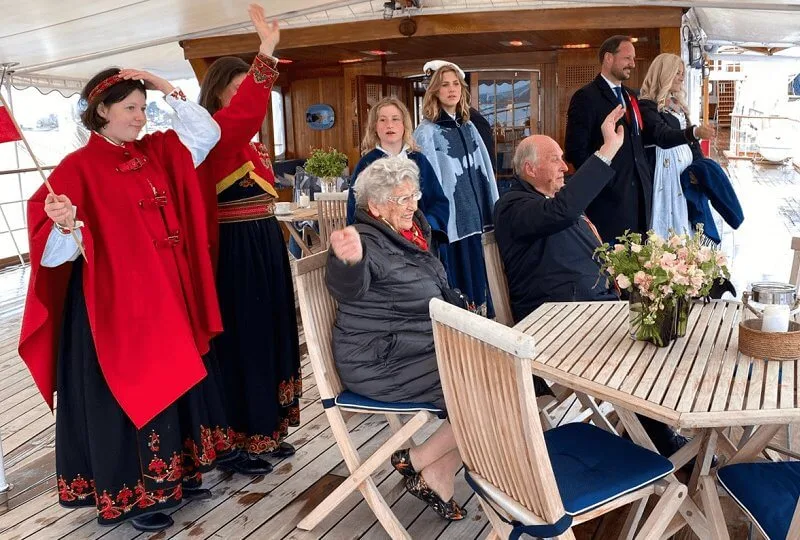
[583,215,621,296]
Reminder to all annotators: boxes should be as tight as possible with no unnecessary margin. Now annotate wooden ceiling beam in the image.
[181,6,682,59]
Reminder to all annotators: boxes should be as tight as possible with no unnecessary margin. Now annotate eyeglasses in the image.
[386,191,422,206]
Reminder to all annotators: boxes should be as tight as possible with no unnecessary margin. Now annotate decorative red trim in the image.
[88,74,124,103]
[217,200,275,224]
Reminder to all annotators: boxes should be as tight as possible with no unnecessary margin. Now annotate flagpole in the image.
[0,66,28,267]
[0,91,87,262]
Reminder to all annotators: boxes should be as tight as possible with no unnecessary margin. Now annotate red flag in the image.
[0,104,22,144]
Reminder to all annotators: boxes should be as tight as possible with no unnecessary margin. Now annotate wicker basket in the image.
[738,319,800,360]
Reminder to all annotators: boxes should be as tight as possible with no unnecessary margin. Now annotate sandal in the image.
[404,473,466,521]
[390,449,417,478]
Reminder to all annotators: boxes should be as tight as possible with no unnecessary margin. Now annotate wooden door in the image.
[470,71,541,181]
[354,75,411,151]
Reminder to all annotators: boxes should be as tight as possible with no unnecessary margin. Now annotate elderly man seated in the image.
[494,106,695,461]
[494,107,624,324]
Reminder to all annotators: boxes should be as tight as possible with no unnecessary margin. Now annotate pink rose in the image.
[613,244,626,253]
[616,274,631,289]
[697,246,713,263]
[659,252,677,268]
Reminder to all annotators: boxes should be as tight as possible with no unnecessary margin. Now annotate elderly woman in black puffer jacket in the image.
[326,155,465,522]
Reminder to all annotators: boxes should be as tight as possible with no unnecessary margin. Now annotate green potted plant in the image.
[304,147,348,192]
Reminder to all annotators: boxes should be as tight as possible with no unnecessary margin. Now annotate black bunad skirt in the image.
[214,213,302,455]
[55,260,232,525]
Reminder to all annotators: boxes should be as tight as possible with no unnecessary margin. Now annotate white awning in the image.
[4,0,800,92]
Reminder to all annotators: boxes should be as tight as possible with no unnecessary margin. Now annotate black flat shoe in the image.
[390,449,417,478]
[182,486,212,501]
[215,448,242,465]
[130,512,174,532]
[233,455,274,475]
[271,441,296,458]
[405,473,466,521]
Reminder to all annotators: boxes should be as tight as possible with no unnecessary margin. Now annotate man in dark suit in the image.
[565,35,651,243]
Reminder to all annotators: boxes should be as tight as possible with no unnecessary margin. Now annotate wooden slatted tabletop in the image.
[515,300,800,429]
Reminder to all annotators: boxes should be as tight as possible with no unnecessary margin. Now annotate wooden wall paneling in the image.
[385,51,557,78]
[557,49,599,147]
[659,27,682,55]
[283,85,295,158]
[343,63,383,167]
[540,62,558,139]
[290,77,346,160]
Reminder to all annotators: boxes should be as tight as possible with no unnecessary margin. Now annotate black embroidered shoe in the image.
[391,449,417,478]
[404,473,466,521]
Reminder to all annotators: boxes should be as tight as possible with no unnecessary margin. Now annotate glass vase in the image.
[628,290,676,347]
[674,296,691,338]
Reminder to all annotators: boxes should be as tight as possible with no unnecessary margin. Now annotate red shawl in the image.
[19,131,222,428]
[196,55,279,265]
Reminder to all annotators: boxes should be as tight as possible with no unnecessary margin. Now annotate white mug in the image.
[274,201,291,214]
[298,194,311,208]
[761,304,790,333]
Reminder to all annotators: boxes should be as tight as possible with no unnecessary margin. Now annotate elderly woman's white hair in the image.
[353,155,420,208]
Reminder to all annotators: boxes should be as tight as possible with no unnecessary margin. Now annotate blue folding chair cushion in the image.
[464,422,676,539]
[718,461,800,540]
[324,390,447,419]
[545,423,675,515]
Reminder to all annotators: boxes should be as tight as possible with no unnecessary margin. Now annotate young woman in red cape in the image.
[19,67,233,532]
[194,4,302,476]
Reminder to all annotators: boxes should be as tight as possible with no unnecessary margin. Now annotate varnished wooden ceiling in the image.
[273,28,662,69]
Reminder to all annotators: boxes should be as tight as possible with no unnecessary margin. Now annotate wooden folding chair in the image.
[430,298,688,540]
[316,192,348,249]
[294,251,445,539]
[700,462,800,540]
[481,230,514,327]
[481,231,613,432]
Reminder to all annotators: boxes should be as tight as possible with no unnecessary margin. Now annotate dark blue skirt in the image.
[439,233,494,318]
[215,216,302,455]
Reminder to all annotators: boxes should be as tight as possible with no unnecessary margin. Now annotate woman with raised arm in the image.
[19,68,230,532]
[329,156,466,521]
[197,3,301,475]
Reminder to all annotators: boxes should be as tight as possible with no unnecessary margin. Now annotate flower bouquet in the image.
[595,225,730,346]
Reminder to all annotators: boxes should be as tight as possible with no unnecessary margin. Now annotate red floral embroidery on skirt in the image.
[96,481,182,521]
[58,474,96,502]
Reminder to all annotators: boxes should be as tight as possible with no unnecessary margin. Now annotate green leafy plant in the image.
[304,147,348,178]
